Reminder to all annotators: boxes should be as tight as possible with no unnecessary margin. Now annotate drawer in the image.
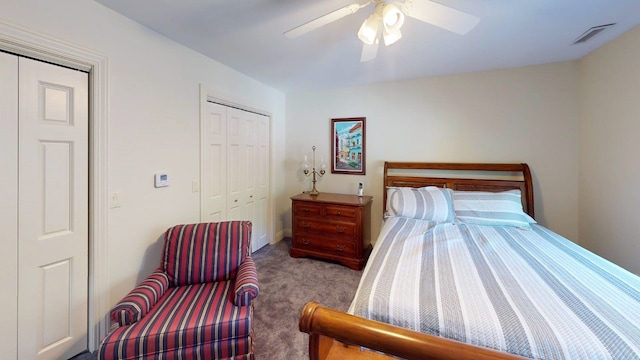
[293,202,323,217]
[293,234,356,256]
[324,205,356,220]
[294,218,357,238]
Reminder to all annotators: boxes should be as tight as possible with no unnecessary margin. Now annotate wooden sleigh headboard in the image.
[383,162,535,218]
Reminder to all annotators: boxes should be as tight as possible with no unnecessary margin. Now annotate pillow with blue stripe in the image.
[386,186,455,223]
[453,189,536,229]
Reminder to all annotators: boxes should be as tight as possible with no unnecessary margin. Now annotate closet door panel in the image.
[0,51,19,360]
[227,108,246,219]
[254,114,270,250]
[242,110,257,232]
[202,102,227,222]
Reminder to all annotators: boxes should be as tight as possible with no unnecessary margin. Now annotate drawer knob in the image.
[302,238,311,245]
[337,211,342,215]
[302,222,311,228]
[336,244,346,251]
[304,208,309,212]
[336,226,345,233]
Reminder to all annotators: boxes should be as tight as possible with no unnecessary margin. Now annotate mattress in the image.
[348,216,640,359]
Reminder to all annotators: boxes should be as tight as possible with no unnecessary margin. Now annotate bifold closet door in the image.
[17,56,89,359]
[201,101,270,252]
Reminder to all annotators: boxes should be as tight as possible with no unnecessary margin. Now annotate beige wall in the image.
[579,25,640,275]
[4,1,639,351]
[0,0,287,312]
[285,62,581,242]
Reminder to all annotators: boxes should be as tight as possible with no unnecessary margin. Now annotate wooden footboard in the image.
[299,302,527,360]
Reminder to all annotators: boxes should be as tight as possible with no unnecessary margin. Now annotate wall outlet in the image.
[192,179,200,193]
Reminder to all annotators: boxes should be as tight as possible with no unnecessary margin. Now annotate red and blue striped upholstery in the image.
[163,221,251,286]
[99,281,253,359]
[110,269,169,326]
[99,221,258,360]
[234,257,259,306]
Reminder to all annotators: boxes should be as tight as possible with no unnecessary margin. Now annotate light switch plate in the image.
[110,191,121,208]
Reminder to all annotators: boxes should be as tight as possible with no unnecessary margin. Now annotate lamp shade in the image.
[382,4,404,33]
[358,13,380,45]
[301,156,311,171]
[383,27,402,46]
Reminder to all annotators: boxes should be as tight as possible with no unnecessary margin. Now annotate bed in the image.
[299,162,640,360]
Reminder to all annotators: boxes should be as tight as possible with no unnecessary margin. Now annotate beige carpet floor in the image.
[251,237,364,359]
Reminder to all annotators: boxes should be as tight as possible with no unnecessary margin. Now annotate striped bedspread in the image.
[348,217,640,359]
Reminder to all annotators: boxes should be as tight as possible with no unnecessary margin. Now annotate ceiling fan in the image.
[284,0,480,62]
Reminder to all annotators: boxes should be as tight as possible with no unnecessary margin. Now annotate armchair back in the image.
[162,221,252,287]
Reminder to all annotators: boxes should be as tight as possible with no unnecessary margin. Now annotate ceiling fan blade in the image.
[360,39,379,62]
[284,2,369,38]
[402,0,479,35]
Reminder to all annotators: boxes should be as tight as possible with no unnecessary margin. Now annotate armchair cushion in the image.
[162,221,252,286]
[234,257,259,306]
[110,268,169,326]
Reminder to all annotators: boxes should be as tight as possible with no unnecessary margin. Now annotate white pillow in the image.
[453,189,536,229]
[386,186,454,223]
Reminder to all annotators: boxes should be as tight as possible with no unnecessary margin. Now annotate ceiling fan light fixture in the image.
[283,0,480,62]
[382,4,404,32]
[358,13,380,45]
[383,27,402,46]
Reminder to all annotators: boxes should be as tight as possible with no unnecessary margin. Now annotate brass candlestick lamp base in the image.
[302,145,327,195]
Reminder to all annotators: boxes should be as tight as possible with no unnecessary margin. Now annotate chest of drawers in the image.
[290,192,372,270]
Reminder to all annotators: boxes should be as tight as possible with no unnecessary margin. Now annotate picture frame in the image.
[331,117,366,175]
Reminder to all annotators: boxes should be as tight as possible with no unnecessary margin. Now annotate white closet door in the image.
[242,108,257,234]
[0,51,19,360]
[254,114,270,250]
[17,57,89,359]
[227,107,258,222]
[201,101,270,252]
[202,102,228,222]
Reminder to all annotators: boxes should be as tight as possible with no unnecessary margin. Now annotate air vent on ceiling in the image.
[573,23,616,45]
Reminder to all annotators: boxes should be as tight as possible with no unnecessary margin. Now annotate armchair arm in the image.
[234,256,259,306]
[110,268,169,326]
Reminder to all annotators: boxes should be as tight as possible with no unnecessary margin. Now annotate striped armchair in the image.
[98,221,259,360]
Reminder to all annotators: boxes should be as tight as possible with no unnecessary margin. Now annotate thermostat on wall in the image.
[155,173,169,188]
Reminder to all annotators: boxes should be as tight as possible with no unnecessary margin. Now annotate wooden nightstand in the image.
[290,192,373,270]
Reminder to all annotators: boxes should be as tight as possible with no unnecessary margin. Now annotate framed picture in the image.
[331,117,366,175]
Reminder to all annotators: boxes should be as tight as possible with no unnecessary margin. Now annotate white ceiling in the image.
[93,0,640,93]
